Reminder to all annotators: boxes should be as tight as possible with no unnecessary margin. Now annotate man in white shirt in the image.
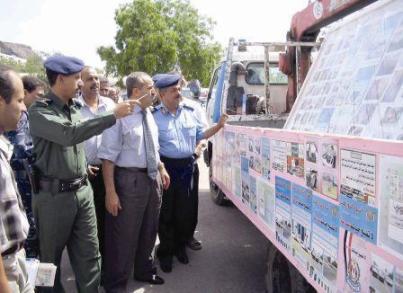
[99,72,170,291]
[78,66,116,279]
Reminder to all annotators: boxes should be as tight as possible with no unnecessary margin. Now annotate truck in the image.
[204,0,403,292]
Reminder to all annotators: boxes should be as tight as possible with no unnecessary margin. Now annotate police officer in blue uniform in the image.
[153,73,228,272]
[5,76,44,258]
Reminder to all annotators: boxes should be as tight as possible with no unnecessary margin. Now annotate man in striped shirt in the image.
[0,69,32,292]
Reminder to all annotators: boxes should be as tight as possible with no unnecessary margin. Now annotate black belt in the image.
[39,175,88,193]
[116,166,147,173]
[160,156,195,168]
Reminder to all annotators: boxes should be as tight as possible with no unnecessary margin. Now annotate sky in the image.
[0,0,308,69]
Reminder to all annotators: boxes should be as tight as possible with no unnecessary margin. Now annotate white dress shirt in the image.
[98,106,160,168]
[78,95,116,165]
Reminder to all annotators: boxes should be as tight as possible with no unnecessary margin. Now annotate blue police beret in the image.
[44,55,85,75]
[152,73,165,83]
[154,73,181,89]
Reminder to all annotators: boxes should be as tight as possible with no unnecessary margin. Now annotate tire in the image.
[265,242,315,293]
[209,165,229,206]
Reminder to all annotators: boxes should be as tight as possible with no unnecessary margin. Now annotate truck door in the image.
[206,65,219,125]
[206,63,225,124]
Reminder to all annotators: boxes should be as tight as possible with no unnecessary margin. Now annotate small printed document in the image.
[25,258,57,287]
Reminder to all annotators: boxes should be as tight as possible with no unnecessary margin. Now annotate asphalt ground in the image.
[61,161,268,293]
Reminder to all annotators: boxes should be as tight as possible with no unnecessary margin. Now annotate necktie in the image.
[142,108,158,180]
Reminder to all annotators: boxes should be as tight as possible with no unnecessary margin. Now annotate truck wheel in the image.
[265,242,315,293]
[209,166,229,206]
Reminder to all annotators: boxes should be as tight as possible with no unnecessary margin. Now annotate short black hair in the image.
[46,68,59,86]
[22,75,44,93]
[0,69,15,104]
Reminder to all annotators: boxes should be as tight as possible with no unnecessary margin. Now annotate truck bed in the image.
[227,113,288,128]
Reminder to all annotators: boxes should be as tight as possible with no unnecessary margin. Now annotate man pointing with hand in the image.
[28,55,138,293]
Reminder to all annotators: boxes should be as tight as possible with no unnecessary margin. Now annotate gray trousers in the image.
[33,183,101,293]
[104,167,161,293]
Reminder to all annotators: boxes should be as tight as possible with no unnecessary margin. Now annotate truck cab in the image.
[205,39,292,203]
[206,40,289,127]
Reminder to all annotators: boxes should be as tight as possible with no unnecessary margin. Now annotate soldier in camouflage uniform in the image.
[5,76,44,258]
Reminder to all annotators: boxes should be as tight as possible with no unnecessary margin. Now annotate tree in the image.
[0,55,47,83]
[97,0,222,86]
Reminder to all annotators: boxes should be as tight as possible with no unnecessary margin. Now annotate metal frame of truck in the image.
[205,0,403,292]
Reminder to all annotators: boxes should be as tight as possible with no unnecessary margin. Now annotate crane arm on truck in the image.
[281,0,378,112]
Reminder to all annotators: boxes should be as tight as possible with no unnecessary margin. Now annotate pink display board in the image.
[212,124,403,293]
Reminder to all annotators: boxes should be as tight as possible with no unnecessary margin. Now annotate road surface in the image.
[61,161,268,292]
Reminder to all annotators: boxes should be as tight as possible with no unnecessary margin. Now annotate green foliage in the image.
[0,55,47,84]
[98,0,221,86]
[0,56,25,71]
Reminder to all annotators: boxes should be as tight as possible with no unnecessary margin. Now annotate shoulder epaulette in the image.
[35,98,53,107]
[152,105,162,114]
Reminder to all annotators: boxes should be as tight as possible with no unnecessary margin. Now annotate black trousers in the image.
[189,164,199,239]
[157,156,199,258]
[88,167,106,269]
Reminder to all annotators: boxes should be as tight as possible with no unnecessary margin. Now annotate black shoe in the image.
[159,256,173,273]
[175,248,189,264]
[187,237,202,251]
[134,274,165,285]
[134,267,157,280]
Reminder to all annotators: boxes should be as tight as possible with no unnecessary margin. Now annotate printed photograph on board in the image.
[321,143,337,169]
[306,141,319,163]
[261,137,271,181]
[310,196,339,292]
[233,167,241,198]
[287,142,305,178]
[321,172,338,200]
[369,253,394,293]
[305,167,319,192]
[379,155,403,258]
[291,183,313,269]
[275,176,292,251]
[250,176,257,213]
[271,140,287,173]
[257,179,275,230]
[241,156,250,204]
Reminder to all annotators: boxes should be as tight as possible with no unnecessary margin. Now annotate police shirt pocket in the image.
[182,123,196,138]
[159,122,176,140]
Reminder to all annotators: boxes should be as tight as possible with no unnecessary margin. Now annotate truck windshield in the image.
[245,62,288,85]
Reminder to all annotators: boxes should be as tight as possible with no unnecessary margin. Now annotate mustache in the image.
[90,84,99,90]
[138,93,157,102]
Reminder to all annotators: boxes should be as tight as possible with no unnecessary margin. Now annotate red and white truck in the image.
[204,0,403,292]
